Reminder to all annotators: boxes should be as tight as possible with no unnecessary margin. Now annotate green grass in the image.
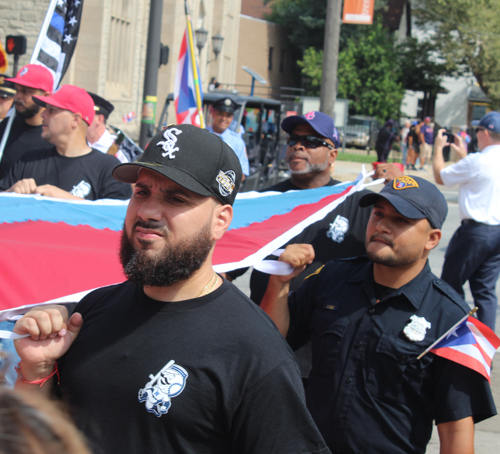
[336,151,378,163]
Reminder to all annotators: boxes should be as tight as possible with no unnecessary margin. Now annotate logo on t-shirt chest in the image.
[326,215,349,243]
[70,180,92,198]
[138,360,189,417]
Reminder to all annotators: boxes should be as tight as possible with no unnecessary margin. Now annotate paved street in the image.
[232,160,500,452]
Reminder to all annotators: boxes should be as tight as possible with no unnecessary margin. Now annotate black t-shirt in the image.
[0,146,132,200]
[288,257,497,453]
[248,178,371,304]
[58,280,330,454]
[0,115,53,179]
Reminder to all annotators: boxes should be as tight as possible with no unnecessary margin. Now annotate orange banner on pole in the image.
[342,0,375,24]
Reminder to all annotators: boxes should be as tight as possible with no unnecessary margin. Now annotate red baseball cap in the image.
[33,85,95,125]
[6,64,54,93]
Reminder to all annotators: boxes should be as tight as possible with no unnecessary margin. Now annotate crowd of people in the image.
[0,64,498,454]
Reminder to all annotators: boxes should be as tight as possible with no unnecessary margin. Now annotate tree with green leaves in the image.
[414,0,500,108]
[299,21,405,122]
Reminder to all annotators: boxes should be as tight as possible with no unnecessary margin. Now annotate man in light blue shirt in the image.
[207,97,249,179]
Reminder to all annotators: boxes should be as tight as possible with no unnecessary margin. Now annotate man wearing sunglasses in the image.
[235,111,373,305]
[433,111,500,331]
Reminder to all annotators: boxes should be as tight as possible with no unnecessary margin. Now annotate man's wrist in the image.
[16,361,57,382]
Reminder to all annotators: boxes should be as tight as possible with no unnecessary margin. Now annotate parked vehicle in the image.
[344,115,382,150]
[158,91,284,191]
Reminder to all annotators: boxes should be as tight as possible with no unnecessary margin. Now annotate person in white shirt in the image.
[433,111,500,330]
[86,92,116,153]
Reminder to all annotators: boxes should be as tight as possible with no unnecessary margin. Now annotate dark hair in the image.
[0,387,91,454]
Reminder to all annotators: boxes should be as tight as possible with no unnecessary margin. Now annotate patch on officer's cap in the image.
[393,176,419,190]
[224,98,232,106]
[216,170,236,196]
[403,315,431,342]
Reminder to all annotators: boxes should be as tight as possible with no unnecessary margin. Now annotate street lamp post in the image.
[194,28,224,63]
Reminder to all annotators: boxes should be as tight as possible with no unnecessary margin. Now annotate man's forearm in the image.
[260,276,291,337]
[433,143,445,185]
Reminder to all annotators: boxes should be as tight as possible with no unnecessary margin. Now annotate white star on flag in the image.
[75,0,81,7]
[57,0,66,7]
[446,327,460,339]
[68,16,78,26]
[63,34,74,44]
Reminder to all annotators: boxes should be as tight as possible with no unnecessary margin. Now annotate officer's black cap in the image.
[359,176,448,229]
[113,124,242,206]
[87,92,114,119]
[212,97,240,114]
[0,74,16,98]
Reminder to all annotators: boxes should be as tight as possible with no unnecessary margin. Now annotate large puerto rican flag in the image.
[174,29,202,126]
[0,172,374,320]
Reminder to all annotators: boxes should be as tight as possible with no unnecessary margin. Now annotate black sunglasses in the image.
[286,134,334,149]
[475,127,485,134]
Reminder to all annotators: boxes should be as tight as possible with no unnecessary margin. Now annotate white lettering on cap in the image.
[157,128,183,159]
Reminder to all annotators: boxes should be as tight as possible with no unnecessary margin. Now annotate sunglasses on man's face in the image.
[475,127,486,134]
[286,134,334,149]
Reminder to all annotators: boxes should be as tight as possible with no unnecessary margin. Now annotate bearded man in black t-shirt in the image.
[0,84,131,200]
[13,125,330,454]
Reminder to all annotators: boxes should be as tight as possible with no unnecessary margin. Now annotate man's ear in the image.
[329,147,338,173]
[72,112,84,129]
[425,228,442,251]
[212,204,233,241]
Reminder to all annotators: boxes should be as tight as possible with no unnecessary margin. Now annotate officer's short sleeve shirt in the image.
[287,258,496,454]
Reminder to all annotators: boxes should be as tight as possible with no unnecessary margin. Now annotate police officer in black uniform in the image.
[261,176,496,454]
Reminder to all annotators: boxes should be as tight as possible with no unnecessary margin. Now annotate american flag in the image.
[31,0,84,90]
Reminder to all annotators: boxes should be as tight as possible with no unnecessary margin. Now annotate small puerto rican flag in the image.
[419,312,500,381]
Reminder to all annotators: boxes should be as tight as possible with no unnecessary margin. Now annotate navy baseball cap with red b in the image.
[113,124,242,206]
[359,176,448,229]
[281,111,341,148]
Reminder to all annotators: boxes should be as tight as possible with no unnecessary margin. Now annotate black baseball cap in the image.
[113,124,242,205]
[281,111,341,148]
[212,97,240,114]
[359,176,448,229]
[87,92,114,119]
[0,75,16,98]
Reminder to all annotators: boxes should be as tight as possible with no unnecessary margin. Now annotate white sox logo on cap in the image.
[157,128,183,159]
[20,67,28,77]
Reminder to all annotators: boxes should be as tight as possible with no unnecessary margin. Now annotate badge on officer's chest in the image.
[403,315,431,342]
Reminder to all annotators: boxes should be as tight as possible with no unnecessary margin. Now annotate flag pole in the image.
[30,0,58,66]
[184,1,205,128]
[417,307,478,360]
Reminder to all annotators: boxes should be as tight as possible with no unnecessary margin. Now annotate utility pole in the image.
[320,0,342,119]
[139,0,163,148]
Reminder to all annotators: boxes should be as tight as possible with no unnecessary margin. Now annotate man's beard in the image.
[288,155,330,175]
[14,101,41,119]
[119,221,214,287]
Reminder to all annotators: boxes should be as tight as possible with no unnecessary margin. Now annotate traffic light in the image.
[6,36,27,56]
